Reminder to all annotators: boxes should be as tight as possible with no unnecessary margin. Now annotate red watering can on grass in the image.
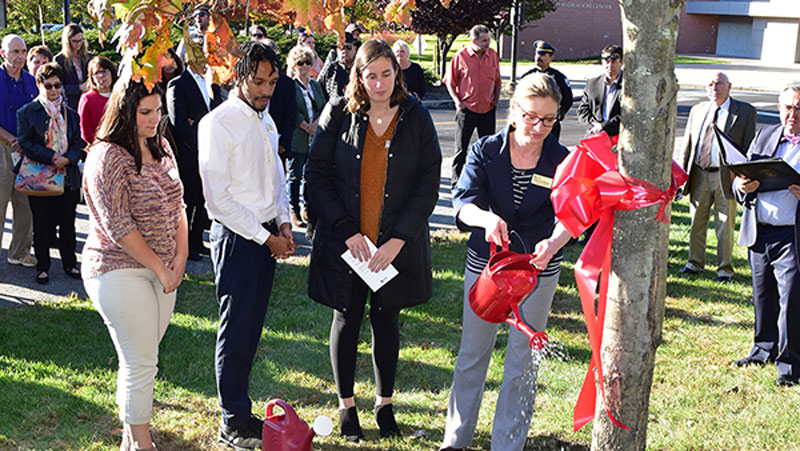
[468,241,549,350]
[262,399,332,451]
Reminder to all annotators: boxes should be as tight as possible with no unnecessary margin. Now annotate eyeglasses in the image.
[93,69,110,76]
[515,101,557,127]
[601,54,620,62]
[69,38,83,44]
[780,104,800,115]
[251,33,264,39]
[296,60,312,66]
[43,82,62,90]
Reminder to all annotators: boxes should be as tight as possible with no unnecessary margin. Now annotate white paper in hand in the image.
[341,237,399,292]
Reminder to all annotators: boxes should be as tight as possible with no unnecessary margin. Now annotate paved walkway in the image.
[2,56,796,307]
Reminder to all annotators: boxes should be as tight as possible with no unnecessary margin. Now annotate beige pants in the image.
[0,141,34,261]
[85,267,176,424]
[688,168,736,277]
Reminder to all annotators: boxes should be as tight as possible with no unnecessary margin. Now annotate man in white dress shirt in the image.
[198,40,295,450]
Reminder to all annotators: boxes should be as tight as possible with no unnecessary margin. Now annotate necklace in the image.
[371,106,395,125]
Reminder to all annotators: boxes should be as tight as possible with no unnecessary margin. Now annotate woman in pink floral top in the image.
[82,78,188,451]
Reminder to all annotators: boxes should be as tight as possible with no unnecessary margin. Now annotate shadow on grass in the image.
[0,377,116,449]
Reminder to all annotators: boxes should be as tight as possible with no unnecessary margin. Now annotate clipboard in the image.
[726,158,800,192]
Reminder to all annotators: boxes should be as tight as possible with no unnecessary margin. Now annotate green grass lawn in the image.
[2,198,799,450]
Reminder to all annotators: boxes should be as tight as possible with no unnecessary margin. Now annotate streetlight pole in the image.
[509,0,522,87]
[63,0,70,24]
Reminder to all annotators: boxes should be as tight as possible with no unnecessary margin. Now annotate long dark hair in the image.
[345,39,408,113]
[95,78,166,173]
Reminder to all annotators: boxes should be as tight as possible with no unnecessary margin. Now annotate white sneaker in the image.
[8,255,37,268]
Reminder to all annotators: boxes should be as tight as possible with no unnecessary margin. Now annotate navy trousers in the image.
[210,221,278,427]
[747,225,800,378]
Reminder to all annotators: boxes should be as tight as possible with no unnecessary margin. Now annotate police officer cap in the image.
[534,40,556,54]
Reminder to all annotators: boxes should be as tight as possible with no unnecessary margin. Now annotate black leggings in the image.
[330,281,400,399]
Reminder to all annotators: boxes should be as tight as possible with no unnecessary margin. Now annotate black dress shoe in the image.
[775,375,799,387]
[679,265,700,275]
[187,251,202,262]
[733,356,767,367]
[717,275,733,283]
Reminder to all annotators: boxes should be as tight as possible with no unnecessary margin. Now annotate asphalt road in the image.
[0,88,784,306]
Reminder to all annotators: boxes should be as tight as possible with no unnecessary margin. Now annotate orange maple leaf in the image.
[137,23,173,91]
[384,0,415,27]
[282,0,326,30]
[183,25,209,76]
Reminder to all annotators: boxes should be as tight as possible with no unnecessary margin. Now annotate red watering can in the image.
[262,399,332,451]
[468,241,549,350]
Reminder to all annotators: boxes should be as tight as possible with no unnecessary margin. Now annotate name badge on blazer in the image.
[531,173,553,189]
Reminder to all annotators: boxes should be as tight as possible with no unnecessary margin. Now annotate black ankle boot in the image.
[338,406,364,442]
[375,403,401,438]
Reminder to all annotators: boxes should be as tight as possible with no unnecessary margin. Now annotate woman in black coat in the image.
[54,24,92,111]
[17,63,85,284]
[305,39,441,442]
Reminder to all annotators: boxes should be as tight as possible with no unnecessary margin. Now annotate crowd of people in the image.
[1,12,799,451]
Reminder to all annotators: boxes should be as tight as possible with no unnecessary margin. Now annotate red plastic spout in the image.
[505,303,549,350]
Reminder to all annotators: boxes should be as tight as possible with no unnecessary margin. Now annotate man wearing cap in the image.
[520,40,573,139]
[318,32,359,100]
[249,25,267,41]
[445,24,501,189]
[577,44,623,137]
[675,72,756,283]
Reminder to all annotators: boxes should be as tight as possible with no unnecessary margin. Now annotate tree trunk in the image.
[591,1,685,450]
[436,34,457,80]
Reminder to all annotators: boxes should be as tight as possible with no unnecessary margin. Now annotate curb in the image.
[422,98,511,110]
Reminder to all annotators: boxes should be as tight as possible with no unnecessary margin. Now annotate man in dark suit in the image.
[167,64,223,261]
[732,82,800,387]
[577,44,623,137]
[675,72,757,282]
[259,38,296,161]
[519,40,573,140]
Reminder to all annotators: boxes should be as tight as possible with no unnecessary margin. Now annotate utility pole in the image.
[509,0,523,87]
[64,0,70,24]
[0,0,7,28]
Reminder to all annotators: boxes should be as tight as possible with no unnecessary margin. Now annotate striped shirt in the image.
[466,166,562,278]
[81,141,184,279]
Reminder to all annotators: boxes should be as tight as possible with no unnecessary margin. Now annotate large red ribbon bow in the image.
[550,133,688,431]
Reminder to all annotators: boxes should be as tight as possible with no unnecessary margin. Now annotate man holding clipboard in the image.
[732,82,800,387]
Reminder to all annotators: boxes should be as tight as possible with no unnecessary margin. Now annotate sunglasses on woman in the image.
[296,60,312,66]
[43,82,62,90]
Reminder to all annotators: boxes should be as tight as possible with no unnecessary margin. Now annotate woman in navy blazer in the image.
[441,73,572,451]
[17,63,85,284]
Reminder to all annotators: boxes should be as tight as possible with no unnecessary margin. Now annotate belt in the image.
[758,223,793,230]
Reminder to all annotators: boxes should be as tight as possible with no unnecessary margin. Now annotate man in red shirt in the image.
[445,25,501,189]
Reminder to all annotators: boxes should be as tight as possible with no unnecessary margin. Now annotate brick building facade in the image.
[500,0,800,64]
